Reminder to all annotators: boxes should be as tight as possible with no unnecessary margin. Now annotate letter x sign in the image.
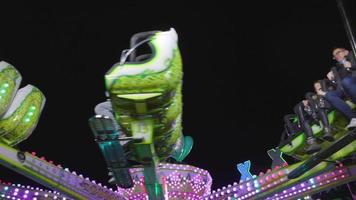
[237,160,253,182]
[267,148,287,169]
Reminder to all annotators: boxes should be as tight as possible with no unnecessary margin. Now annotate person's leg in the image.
[300,120,314,138]
[341,76,356,103]
[94,100,121,131]
[294,103,321,154]
[325,88,356,129]
[325,89,355,120]
[318,109,329,127]
[301,119,321,154]
[294,104,312,137]
[317,108,334,141]
[284,114,298,136]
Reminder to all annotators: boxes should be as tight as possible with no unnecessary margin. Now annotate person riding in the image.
[311,81,334,141]
[293,98,322,154]
[283,80,337,154]
[94,98,122,129]
[317,48,356,130]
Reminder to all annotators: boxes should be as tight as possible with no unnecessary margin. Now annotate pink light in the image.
[265,176,271,182]
[271,173,278,179]
[118,163,212,199]
[278,171,284,176]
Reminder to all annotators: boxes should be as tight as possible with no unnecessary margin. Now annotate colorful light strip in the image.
[0,183,69,199]
[117,163,212,200]
[204,166,290,200]
[203,164,356,200]
[266,166,351,200]
[0,162,355,200]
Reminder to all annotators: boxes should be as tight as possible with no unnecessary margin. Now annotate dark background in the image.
[0,0,354,192]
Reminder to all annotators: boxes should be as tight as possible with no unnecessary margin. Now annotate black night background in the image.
[0,0,355,194]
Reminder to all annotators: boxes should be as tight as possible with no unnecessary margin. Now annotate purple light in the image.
[264,165,351,200]
[117,163,212,200]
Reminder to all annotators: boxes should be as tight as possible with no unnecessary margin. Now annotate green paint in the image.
[0,86,45,146]
[117,92,162,100]
[105,32,187,161]
[103,30,186,199]
[0,64,21,117]
[0,144,87,200]
[280,108,355,160]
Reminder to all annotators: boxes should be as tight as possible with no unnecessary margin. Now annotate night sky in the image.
[0,0,355,191]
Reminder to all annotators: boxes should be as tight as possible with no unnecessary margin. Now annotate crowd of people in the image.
[284,47,356,154]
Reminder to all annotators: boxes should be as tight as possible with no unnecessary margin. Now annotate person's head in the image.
[313,81,322,92]
[332,47,349,62]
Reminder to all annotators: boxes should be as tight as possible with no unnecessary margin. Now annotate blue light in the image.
[309,178,315,184]
[253,180,260,188]
[237,160,254,182]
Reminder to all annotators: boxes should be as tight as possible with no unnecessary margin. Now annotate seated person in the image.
[293,98,322,154]
[316,48,356,129]
[283,114,300,137]
[282,87,334,147]
[279,114,298,149]
[94,99,120,131]
[315,78,336,92]
[305,89,334,142]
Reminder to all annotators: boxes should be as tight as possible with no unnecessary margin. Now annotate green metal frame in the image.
[279,103,356,161]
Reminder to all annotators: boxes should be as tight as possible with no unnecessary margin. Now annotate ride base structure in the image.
[0,28,355,200]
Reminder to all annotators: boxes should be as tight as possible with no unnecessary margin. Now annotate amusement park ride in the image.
[0,1,356,199]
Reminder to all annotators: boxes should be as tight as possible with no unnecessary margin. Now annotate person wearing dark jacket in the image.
[313,80,335,141]
[321,48,356,130]
[333,48,356,79]
[282,80,336,154]
[293,99,322,154]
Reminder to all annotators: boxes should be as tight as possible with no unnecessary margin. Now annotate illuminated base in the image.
[204,164,356,200]
[117,163,212,200]
[1,163,355,200]
[266,166,352,200]
[0,182,68,199]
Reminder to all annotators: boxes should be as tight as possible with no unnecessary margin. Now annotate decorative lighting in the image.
[117,163,212,200]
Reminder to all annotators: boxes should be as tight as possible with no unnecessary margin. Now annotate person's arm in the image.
[294,102,308,123]
[293,102,314,138]
[323,78,336,91]
[327,70,334,81]
[305,92,318,110]
[346,54,356,70]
